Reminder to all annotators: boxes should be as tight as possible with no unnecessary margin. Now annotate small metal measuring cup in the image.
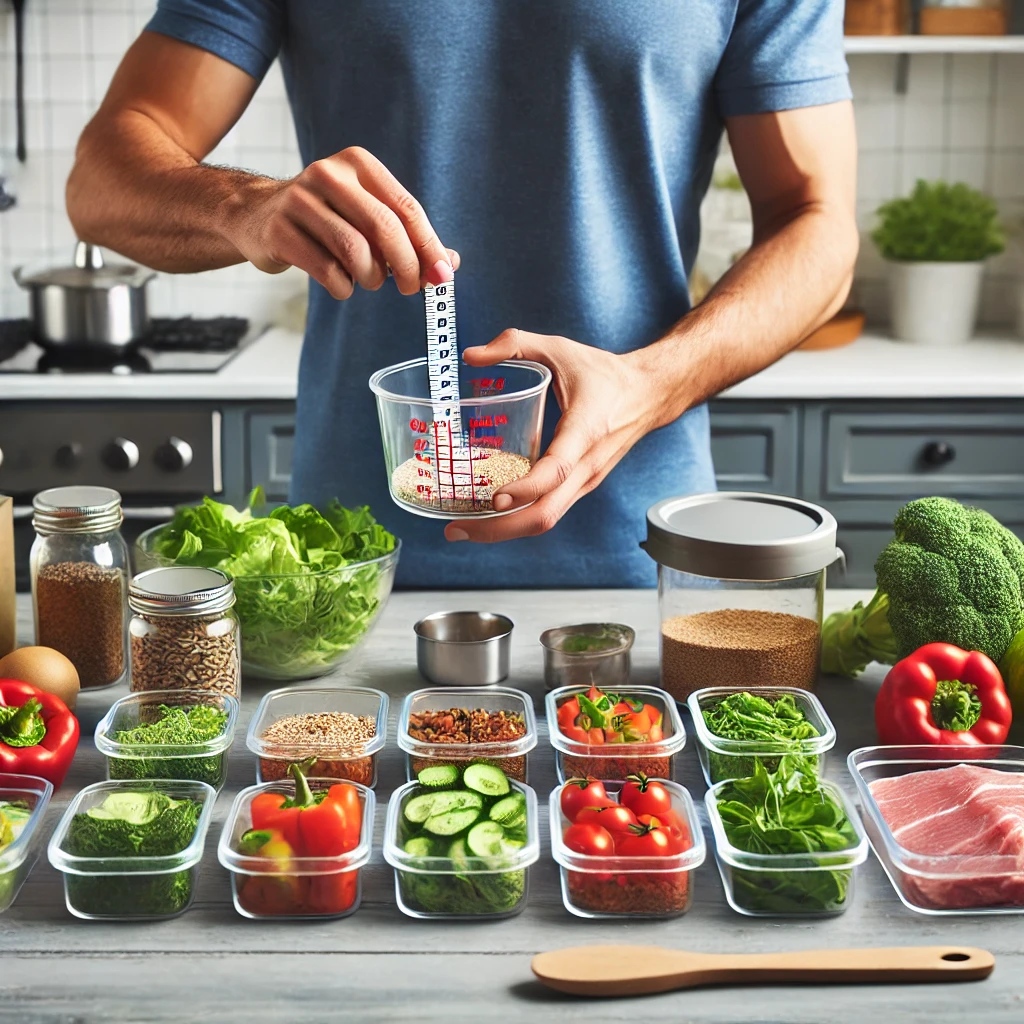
[414,611,513,686]
[539,623,635,693]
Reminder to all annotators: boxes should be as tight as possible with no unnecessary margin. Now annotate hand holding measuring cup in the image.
[444,329,664,544]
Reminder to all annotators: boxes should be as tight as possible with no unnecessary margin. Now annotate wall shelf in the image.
[845,35,1024,54]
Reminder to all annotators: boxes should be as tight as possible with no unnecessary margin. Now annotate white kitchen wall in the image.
[0,1,1022,331]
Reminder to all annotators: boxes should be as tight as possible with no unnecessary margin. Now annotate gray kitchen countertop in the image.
[1,587,1022,1023]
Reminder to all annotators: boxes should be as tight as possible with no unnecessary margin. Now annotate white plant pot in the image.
[887,260,985,346]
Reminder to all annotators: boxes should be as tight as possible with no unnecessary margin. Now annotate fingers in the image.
[462,328,529,367]
[447,249,461,273]
[269,219,354,300]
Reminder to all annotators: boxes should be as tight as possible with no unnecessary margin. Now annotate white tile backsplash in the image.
[0,3,1021,330]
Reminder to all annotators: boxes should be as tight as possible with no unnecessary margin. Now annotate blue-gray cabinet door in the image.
[708,404,800,494]
[248,412,295,501]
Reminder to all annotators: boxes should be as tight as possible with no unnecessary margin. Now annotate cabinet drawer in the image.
[248,413,295,501]
[824,410,1024,498]
[709,405,799,494]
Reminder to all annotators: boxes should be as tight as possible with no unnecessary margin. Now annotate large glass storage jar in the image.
[642,493,837,702]
[30,486,129,689]
[129,567,240,698]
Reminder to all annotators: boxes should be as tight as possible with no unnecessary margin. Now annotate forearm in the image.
[634,201,857,429]
[67,110,267,272]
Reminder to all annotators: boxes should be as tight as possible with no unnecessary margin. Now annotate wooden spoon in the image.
[532,944,994,997]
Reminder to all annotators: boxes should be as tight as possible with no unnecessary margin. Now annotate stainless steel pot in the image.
[13,241,155,348]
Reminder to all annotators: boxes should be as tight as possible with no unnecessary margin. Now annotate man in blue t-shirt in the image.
[67,1,857,587]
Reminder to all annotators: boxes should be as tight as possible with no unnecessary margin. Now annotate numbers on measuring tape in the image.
[424,280,464,440]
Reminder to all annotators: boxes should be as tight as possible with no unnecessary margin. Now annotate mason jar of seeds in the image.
[128,567,240,698]
[30,486,129,689]
[642,493,838,701]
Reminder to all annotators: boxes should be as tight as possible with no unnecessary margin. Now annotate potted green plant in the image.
[872,180,1005,345]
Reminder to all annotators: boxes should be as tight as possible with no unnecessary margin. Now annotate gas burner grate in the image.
[146,316,249,351]
[0,319,32,362]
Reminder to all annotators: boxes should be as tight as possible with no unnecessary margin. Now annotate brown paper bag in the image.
[0,496,14,657]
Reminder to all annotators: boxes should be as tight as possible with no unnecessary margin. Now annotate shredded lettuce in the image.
[148,490,398,678]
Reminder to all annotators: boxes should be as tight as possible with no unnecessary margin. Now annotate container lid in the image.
[383,778,540,875]
[549,780,706,874]
[642,491,838,581]
[16,242,155,291]
[32,486,123,535]
[129,567,235,617]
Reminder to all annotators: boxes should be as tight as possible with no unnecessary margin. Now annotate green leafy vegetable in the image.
[147,491,398,678]
[701,692,821,783]
[108,704,229,788]
[715,758,859,915]
[872,180,1005,262]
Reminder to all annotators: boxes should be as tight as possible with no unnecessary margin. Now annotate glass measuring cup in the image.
[369,357,551,519]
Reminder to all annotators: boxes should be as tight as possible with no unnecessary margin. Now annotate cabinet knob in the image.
[55,442,82,470]
[102,437,140,472]
[154,436,194,472]
[922,441,956,467]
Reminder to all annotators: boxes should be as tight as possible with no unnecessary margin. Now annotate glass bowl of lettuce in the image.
[135,491,400,682]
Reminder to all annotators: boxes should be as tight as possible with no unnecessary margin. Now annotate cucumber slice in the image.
[403,836,436,858]
[466,820,506,858]
[416,764,459,790]
[488,794,526,829]
[463,763,510,798]
[404,789,482,825]
[403,793,440,824]
[423,806,482,836]
[448,837,472,873]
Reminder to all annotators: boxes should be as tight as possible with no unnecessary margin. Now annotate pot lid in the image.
[642,492,838,581]
[15,242,155,290]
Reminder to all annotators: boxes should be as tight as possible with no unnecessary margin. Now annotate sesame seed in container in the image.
[246,687,389,788]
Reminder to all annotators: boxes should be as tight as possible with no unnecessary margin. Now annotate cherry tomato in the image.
[614,820,673,857]
[653,808,691,849]
[559,778,611,822]
[576,803,638,833]
[620,774,673,818]
[563,822,616,856]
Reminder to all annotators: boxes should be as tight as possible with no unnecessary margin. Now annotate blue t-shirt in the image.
[148,0,849,588]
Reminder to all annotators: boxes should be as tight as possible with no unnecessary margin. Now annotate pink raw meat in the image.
[869,764,1024,910]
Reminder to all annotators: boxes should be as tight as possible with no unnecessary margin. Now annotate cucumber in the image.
[466,820,506,858]
[463,763,510,798]
[416,764,459,790]
[403,836,436,858]
[403,793,440,824]
[488,794,526,829]
[448,837,472,873]
[403,789,482,825]
[423,806,482,836]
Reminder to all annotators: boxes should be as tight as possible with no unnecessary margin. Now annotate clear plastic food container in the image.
[546,684,686,783]
[849,744,1024,915]
[383,777,540,920]
[369,357,551,519]
[247,686,388,787]
[398,686,538,783]
[549,780,706,919]
[705,778,867,917]
[0,774,54,914]
[218,777,375,920]
[47,779,216,920]
[95,689,239,791]
[686,686,836,786]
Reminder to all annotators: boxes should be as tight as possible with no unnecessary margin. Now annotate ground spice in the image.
[258,712,378,785]
[565,869,691,917]
[661,609,820,701]
[35,561,125,688]
[130,614,239,698]
[407,708,528,781]
[392,448,531,513]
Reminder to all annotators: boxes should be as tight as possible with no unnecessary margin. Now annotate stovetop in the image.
[0,317,257,374]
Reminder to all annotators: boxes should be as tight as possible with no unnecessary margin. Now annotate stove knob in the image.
[155,436,194,473]
[102,437,140,472]
[55,443,83,470]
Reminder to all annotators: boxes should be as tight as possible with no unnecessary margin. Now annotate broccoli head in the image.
[821,497,1024,676]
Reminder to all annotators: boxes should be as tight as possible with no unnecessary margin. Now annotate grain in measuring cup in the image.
[392,448,531,513]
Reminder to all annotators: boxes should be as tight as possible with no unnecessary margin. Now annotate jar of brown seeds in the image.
[128,566,240,698]
[30,486,129,689]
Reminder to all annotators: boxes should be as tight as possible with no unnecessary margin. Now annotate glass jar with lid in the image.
[128,567,241,698]
[30,486,129,689]
[642,492,838,701]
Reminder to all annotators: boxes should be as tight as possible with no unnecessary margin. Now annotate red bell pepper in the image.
[0,679,79,788]
[875,642,1012,746]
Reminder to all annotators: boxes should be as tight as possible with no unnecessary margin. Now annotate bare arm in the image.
[450,101,858,542]
[67,32,455,296]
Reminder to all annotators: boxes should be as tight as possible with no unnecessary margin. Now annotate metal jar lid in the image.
[32,486,123,535]
[129,567,235,617]
[642,491,838,581]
